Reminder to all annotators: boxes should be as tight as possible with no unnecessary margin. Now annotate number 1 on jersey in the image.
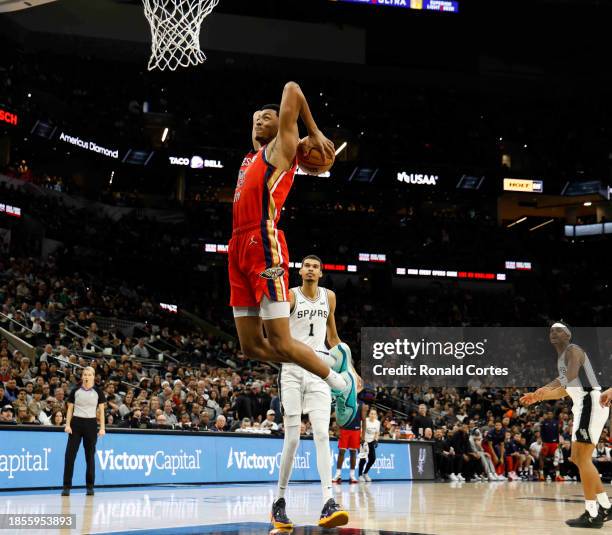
[309,323,314,337]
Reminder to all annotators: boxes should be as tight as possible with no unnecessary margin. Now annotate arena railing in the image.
[0,326,37,363]
[46,356,159,396]
[61,317,178,364]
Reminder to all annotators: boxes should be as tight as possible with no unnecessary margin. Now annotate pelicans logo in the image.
[260,267,285,280]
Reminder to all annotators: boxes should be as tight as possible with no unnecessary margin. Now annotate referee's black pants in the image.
[358,442,377,476]
[63,417,98,488]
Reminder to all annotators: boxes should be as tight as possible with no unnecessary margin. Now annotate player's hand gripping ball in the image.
[297,133,335,175]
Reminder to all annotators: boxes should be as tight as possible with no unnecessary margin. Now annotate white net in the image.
[143,0,219,72]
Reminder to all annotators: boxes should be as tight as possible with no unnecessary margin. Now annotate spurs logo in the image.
[417,447,427,475]
[260,267,285,280]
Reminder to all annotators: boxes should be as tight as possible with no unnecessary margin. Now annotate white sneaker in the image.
[364,474,372,482]
[496,474,507,481]
[449,473,459,481]
[473,475,482,482]
[488,473,497,481]
[359,475,366,482]
[457,474,466,482]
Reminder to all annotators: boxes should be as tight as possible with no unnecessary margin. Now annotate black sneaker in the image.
[565,510,603,529]
[270,498,293,530]
[86,487,94,496]
[597,505,611,522]
[318,498,349,529]
[61,487,70,497]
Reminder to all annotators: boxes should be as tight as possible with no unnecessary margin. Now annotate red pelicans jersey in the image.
[228,146,298,307]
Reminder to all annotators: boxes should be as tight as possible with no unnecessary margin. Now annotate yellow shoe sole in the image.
[318,510,349,529]
[270,516,294,531]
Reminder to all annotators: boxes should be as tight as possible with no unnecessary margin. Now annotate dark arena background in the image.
[1,0,612,533]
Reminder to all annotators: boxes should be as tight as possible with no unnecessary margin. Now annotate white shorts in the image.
[569,389,610,445]
[233,294,290,320]
[280,363,331,424]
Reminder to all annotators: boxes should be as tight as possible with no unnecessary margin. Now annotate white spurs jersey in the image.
[289,286,330,353]
[557,343,600,391]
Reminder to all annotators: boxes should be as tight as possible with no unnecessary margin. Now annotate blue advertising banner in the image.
[0,429,427,489]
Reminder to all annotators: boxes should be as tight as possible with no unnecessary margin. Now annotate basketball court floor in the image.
[1,481,607,534]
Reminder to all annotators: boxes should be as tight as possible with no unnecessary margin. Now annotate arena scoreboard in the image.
[331,0,459,13]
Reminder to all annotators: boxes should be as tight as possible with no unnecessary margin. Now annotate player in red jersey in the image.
[228,83,358,436]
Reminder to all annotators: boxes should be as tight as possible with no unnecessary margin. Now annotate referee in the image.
[62,366,106,496]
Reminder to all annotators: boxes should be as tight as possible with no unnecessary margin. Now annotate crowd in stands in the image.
[1,250,611,486]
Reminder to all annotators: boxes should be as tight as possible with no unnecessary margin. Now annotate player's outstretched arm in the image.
[267,81,334,171]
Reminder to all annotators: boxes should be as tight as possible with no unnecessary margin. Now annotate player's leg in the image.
[567,442,603,526]
[271,366,302,529]
[334,444,346,483]
[349,447,358,483]
[233,314,288,364]
[263,313,340,381]
[358,443,367,479]
[363,441,376,481]
[309,407,349,528]
[566,391,610,527]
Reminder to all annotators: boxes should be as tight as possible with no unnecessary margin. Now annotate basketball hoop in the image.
[143,0,219,71]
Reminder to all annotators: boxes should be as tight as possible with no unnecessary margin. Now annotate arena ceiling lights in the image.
[331,0,459,14]
[0,203,22,218]
[396,267,507,282]
[505,261,532,271]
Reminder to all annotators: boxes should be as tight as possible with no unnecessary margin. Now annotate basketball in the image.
[297,137,335,175]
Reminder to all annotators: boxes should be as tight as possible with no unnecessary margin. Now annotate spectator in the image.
[412,404,434,438]
[236,417,252,433]
[0,405,16,424]
[162,400,178,425]
[0,385,7,408]
[232,386,252,421]
[484,420,507,480]
[30,302,47,322]
[52,410,65,426]
[248,382,270,422]
[4,378,18,402]
[154,413,171,428]
[16,405,38,424]
[211,414,227,432]
[261,409,279,432]
[469,429,499,481]
[133,338,150,359]
[539,410,560,480]
[28,386,44,416]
